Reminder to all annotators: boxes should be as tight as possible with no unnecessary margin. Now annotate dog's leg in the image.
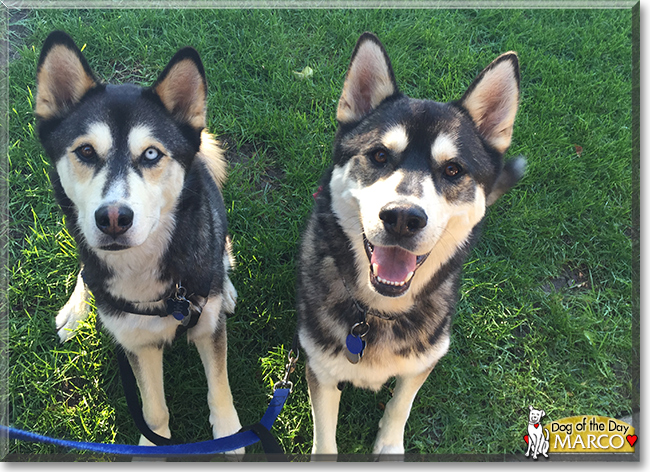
[124,347,171,445]
[532,434,541,459]
[542,429,550,457]
[56,269,92,342]
[191,298,243,457]
[528,438,536,459]
[525,431,532,457]
[542,437,549,458]
[306,362,342,459]
[372,368,433,458]
[533,432,544,459]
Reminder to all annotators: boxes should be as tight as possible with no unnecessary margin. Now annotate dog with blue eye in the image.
[35,31,243,453]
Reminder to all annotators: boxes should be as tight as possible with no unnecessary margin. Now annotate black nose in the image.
[379,204,428,237]
[95,205,134,238]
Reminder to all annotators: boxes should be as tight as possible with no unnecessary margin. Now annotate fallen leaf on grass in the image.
[574,145,583,156]
[293,66,314,79]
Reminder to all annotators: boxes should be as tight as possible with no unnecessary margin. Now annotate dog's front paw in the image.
[373,419,405,460]
[310,443,338,462]
[372,441,405,461]
[310,452,338,462]
[137,435,159,446]
[225,446,245,460]
[130,435,168,462]
[213,419,245,459]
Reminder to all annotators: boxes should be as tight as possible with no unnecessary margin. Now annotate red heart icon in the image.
[627,435,637,447]
[534,423,540,428]
[524,435,529,444]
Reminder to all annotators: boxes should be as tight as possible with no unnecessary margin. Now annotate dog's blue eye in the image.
[142,147,162,163]
[75,144,97,162]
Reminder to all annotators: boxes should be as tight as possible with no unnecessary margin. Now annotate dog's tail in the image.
[198,130,228,190]
[544,427,549,440]
[486,155,526,206]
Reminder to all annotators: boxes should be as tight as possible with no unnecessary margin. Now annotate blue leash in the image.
[0,387,289,457]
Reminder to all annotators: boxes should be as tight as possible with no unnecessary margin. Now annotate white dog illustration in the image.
[525,405,549,459]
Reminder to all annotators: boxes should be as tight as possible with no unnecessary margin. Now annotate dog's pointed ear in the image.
[35,31,98,120]
[152,47,207,130]
[336,32,398,124]
[459,52,520,154]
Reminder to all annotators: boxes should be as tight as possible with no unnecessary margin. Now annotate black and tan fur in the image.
[35,31,242,452]
[296,33,525,457]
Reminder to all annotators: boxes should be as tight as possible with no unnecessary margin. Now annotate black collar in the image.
[81,270,204,329]
[341,276,396,322]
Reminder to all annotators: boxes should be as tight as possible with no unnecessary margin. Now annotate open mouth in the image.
[363,234,430,297]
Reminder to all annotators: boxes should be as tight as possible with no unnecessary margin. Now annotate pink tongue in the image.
[371,246,417,283]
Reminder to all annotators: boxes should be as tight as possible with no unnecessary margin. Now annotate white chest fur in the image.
[299,326,450,390]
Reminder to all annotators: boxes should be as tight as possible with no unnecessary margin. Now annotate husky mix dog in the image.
[35,31,243,450]
[296,33,525,456]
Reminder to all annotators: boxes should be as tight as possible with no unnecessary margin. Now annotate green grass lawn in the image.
[3,7,636,460]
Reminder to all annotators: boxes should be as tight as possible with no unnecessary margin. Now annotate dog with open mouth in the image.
[35,31,243,453]
[296,32,525,457]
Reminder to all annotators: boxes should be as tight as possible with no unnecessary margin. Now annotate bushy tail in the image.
[197,130,228,190]
[486,155,526,206]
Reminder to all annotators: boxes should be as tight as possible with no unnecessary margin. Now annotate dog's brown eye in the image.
[75,144,97,162]
[373,149,388,165]
[444,163,462,177]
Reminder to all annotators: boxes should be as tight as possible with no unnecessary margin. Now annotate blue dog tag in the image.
[346,334,365,355]
[166,297,190,323]
[345,334,366,364]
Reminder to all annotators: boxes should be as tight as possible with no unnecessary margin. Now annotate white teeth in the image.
[405,271,414,283]
[372,263,378,275]
[376,275,407,287]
